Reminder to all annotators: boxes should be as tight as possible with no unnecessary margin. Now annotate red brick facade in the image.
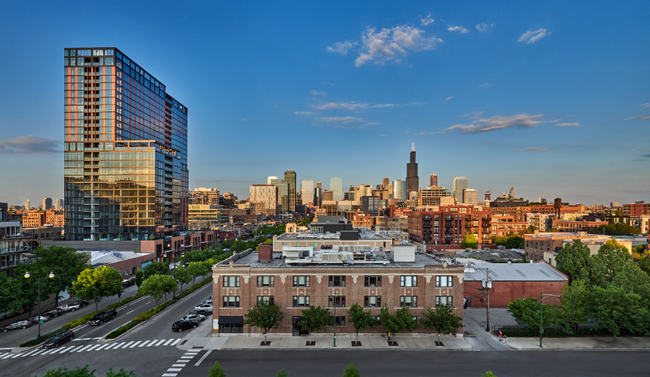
[464,280,563,308]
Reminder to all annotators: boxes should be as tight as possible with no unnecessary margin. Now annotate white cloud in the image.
[475,23,494,33]
[294,111,315,115]
[316,117,364,123]
[446,96,454,101]
[447,25,469,34]
[421,15,435,26]
[445,114,544,134]
[326,40,357,55]
[353,25,443,67]
[311,101,408,111]
[379,134,386,137]
[310,90,324,96]
[516,148,548,152]
[479,83,491,88]
[0,135,62,155]
[518,28,549,44]
[556,122,580,127]
[642,103,650,108]
[626,115,650,120]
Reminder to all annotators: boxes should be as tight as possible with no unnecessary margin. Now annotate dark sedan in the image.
[172,319,198,332]
[42,330,75,349]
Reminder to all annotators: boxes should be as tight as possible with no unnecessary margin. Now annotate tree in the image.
[134,269,144,288]
[243,299,285,342]
[143,261,170,279]
[590,223,641,236]
[461,233,478,249]
[481,372,498,377]
[639,254,650,275]
[0,275,21,314]
[342,363,360,377]
[208,361,226,377]
[558,280,589,331]
[587,285,650,342]
[596,239,633,283]
[379,305,418,336]
[298,306,330,334]
[555,240,606,286]
[174,266,192,293]
[276,369,288,377]
[187,261,209,284]
[138,274,178,307]
[507,298,557,329]
[632,244,649,260]
[420,304,463,342]
[70,266,123,313]
[347,303,378,342]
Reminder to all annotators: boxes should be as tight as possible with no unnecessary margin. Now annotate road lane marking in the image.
[125,310,134,315]
[163,339,175,346]
[94,344,109,351]
[0,348,13,350]
[76,345,93,352]
[49,346,68,354]
[139,340,152,347]
[162,374,177,377]
[120,341,135,349]
[171,364,186,368]
[195,350,211,366]
[85,345,100,351]
[180,356,194,359]
[129,341,142,348]
[20,349,41,357]
[167,368,182,372]
[171,339,182,346]
[40,349,56,355]
[67,346,82,352]
[103,343,118,350]
[153,339,167,346]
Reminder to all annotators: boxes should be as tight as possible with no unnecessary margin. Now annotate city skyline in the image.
[1,1,649,205]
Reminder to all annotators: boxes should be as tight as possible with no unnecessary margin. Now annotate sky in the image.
[0,0,649,206]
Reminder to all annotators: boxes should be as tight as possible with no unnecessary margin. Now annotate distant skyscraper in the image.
[316,182,322,189]
[42,197,52,210]
[393,180,407,203]
[55,199,63,210]
[270,178,288,212]
[64,47,188,241]
[250,184,278,216]
[382,177,390,189]
[330,177,343,201]
[301,180,314,205]
[453,177,468,204]
[25,200,30,211]
[463,189,479,206]
[284,171,296,212]
[267,176,280,185]
[406,143,419,195]
[361,196,379,217]
[430,174,438,187]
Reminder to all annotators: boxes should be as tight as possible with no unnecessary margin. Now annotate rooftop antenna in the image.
[412,142,415,152]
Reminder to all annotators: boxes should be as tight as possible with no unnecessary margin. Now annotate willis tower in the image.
[406,143,419,196]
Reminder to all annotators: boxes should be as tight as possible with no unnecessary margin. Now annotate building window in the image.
[257,296,274,305]
[222,296,240,307]
[364,275,382,287]
[328,296,346,308]
[257,276,274,287]
[329,275,346,287]
[364,296,381,308]
[400,276,418,287]
[293,276,310,287]
[219,323,243,333]
[400,296,417,307]
[436,296,453,307]
[293,296,310,307]
[223,276,240,287]
[329,316,346,326]
[435,276,453,287]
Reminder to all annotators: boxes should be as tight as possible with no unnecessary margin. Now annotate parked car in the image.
[71,300,89,307]
[181,312,206,322]
[29,315,50,324]
[42,330,74,349]
[193,307,212,316]
[171,319,198,332]
[57,303,81,312]
[194,303,213,311]
[88,308,117,326]
[122,278,135,287]
[1,320,32,332]
[44,308,64,318]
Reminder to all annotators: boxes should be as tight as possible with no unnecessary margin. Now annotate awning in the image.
[219,316,243,325]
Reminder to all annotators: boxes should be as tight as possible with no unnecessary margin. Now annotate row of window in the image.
[222,295,454,308]
[223,275,455,288]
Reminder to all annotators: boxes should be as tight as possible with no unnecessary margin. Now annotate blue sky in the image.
[0,0,649,206]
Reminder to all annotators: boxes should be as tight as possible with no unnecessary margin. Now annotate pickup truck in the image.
[56,303,81,312]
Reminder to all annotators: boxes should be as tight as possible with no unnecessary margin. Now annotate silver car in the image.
[1,320,32,332]
[181,312,206,322]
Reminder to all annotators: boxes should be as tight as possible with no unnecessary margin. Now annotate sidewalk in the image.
[507,336,650,350]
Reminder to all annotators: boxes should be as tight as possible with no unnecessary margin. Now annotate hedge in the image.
[106,277,211,339]
[499,326,639,338]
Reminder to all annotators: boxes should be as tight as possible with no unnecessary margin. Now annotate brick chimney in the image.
[258,244,272,262]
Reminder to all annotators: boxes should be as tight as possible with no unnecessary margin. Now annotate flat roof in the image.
[458,258,567,282]
[277,227,390,241]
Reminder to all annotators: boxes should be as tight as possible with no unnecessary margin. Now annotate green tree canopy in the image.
[555,240,606,286]
[138,274,178,307]
[589,223,641,236]
[587,285,650,341]
[379,305,418,336]
[461,233,478,249]
[639,254,650,276]
[420,304,463,342]
[70,266,123,312]
[558,280,589,331]
[347,303,378,342]
[187,261,210,284]
[507,297,557,329]
[276,369,288,377]
[596,239,633,283]
[30,246,90,308]
[174,266,192,292]
[208,361,226,377]
[298,306,330,333]
[342,363,361,377]
[244,299,285,342]
[142,261,170,279]
[134,269,144,288]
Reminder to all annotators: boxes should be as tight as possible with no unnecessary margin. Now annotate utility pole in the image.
[333,291,337,348]
[486,268,490,332]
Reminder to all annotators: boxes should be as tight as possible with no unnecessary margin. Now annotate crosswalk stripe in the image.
[49,346,68,354]
[180,356,194,359]
[121,341,135,349]
[129,341,142,348]
[85,345,100,352]
[94,344,109,351]
[163,339,175,346]
[76,345,93,352]
[171,339,182,346]
[162,374,177,377]
[20,349,40,357]
[138,340,152,347]
[1,353,13,359]
[171,364,186,368]
[153,339,167,346]
[104,343,119,350]
[10,353,21,358]
[67,346,82,353]
[167,368,182,372]
[40,349,56,355]
[30,349,46,357]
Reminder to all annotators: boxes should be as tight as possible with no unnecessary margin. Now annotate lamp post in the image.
[24,271,54,340]
[333,291,337,348]
[539,292,561,348]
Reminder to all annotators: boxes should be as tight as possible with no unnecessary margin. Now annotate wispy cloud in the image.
[476,23,494,33]
[479,83,491,88]
[516,148,548,152]
[294,111,315,115]
[556,122,580,127]
[445,114,544,134]
[197,179,257,183]
[310,90,324,96]
[420,14,434,26]
[379,134,386,137]
[518,28,549,44]
[0,135,62,155]
[446,96,454,101]
[626,115,650,120]
[447,25,469,34]
[330,25,443,67]
[316,117,364,123]
[642,103,650,108]
[312,101,417,111]
[326,41,357,55]
[241,118,249,122]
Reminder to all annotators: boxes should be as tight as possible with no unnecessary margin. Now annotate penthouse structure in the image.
[211,243,464,336]
[272,226,393,252]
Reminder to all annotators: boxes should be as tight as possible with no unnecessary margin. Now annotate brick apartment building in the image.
[524,232,611,261]
[211,244,465,336]
[623,203,650,217]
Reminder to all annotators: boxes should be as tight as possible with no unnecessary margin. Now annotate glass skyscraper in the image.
[63,48,188,241]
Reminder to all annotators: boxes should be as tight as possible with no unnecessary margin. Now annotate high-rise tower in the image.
[453,177,468,204]
[430,173,438,187]
[63,48,188,241]
[284,171,296,212]
[330,177,343,201]
[406,143,419,195]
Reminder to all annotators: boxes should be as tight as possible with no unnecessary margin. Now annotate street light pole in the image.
[539,292,561,348]
[25,271,54,341]
[333,291,337,348]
